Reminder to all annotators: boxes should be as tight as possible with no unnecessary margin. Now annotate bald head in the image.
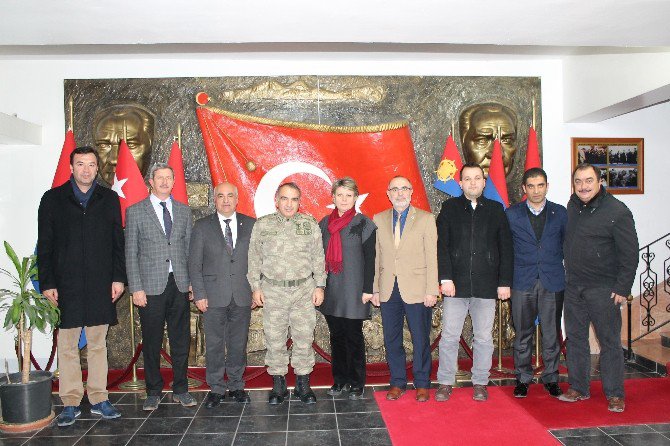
[214,182,239,217]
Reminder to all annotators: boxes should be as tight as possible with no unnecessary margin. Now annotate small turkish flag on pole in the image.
[51,129,76,188]
[525,126,541,171]
[483,137,510,208]
[112,139,148,226]
[168,140,188,205]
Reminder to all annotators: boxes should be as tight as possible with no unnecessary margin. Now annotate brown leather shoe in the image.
[557,388,590,403]
[415,388,430,402]
[435,385,453,402]
[386,386,406,401]
[607,396,625,412]
[472,385,488,402]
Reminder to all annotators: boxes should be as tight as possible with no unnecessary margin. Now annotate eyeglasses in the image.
[387,186,412,193]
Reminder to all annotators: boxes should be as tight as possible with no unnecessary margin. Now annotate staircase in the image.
[623,232,670,375]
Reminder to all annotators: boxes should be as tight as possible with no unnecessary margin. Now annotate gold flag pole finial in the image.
[177,123,182,149]
[68,96,74,131]
[497,125,501,140]
[123,121,128,141]
[532,98,536,129]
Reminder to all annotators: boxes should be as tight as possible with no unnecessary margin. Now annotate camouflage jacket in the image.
[247,212,326,291]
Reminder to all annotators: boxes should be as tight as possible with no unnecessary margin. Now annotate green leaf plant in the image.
[0,241,60,384]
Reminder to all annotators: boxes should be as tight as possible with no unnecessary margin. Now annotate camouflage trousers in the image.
[262,280,316,376]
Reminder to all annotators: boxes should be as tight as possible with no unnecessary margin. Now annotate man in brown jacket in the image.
[372,176,439,402]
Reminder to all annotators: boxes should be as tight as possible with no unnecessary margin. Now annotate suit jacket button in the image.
[168,242,171,245]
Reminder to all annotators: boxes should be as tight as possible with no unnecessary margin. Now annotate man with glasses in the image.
[371,176,439,402]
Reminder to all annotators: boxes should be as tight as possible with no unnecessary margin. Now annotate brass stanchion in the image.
[118,294,146,391]
[494,299,514,373]
[535,324,541,368]
[533,323,544,375]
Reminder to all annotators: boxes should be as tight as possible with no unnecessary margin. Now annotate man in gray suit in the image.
[125,162,195,411]
[189,182,256,407]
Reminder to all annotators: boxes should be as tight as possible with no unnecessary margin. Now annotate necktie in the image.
[160,202,172,239]
[394,216,401,248]
[223,219,233,255]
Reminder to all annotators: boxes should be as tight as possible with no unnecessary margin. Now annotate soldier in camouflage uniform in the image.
[247,182,326,404]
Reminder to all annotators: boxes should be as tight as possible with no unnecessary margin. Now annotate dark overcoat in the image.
[37,181,126,328]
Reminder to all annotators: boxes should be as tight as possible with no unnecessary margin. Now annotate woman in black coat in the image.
[318,177,376,400]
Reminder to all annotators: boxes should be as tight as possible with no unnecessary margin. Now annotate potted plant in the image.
[0,241,60,432]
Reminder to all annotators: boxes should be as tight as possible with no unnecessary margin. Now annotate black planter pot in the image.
[0,371,53,424]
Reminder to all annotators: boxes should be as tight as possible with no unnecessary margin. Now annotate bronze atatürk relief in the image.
[66,76,541,368]
[93,104,155,186]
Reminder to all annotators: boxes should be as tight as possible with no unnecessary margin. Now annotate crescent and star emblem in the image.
[254,161,368,217]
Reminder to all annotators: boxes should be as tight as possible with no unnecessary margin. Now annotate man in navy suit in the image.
[506,168,567,398]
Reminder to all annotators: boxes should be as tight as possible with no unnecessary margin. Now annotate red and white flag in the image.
[168,140,188,205]
[51,129,76,188]
[522,126,542,200]
[111,139,148,226]
[525,126,541,172]
[196,106,431,219]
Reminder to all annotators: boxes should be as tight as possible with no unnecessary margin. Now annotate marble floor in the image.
[0,355,665,446]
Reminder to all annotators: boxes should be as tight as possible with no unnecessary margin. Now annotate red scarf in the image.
[325,207,356,273]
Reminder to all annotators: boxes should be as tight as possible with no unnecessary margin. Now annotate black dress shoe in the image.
[205,392,225,409]
[229,389,251,403]
[513,381,529,398]
[544,382,563,397]
[327,383,350,396]
[348,387,364,400]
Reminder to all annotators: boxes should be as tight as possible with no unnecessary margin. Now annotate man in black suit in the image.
[189,182,256,406]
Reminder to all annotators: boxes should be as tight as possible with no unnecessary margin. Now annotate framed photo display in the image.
[571,137,644,194]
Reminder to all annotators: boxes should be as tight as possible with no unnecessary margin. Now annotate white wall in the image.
[563,52,670,122]
[0,52,665,371]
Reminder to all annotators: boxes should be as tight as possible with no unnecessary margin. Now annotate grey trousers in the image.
[203,303,252,393]
[564,284,624,398]
[437,297,496,386]
[511,279,564,384]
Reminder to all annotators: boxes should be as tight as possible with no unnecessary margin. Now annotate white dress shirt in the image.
[150,193,174,272]
[218,211,238,249]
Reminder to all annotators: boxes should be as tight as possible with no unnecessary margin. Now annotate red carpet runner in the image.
[375,378,670,446]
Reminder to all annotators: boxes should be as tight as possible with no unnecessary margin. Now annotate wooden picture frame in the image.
[571,137,644,194]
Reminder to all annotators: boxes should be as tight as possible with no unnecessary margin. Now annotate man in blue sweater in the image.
[506,168,566,398]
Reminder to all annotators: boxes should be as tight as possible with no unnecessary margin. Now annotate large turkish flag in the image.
[196,106,430,219]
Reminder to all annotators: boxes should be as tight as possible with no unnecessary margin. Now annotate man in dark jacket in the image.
[506,168,566,399]
[559,163,638,413]
[38,146,126,426]
[435,162,513,402]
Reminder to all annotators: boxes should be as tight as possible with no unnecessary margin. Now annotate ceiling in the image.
[2,0,670,56]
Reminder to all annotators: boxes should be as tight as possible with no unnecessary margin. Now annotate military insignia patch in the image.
[296,221,312,235]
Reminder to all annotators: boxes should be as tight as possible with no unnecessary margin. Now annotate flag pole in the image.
[68,96,74,131]
[177,123,182,149]
[532,98,536,129]
[119,117,147,390]
[118,295,146,390]
[495,299,514,373]
[451,120,455,137]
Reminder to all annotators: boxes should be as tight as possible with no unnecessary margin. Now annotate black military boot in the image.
[294,374,317,404]
[269,375,289,405]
